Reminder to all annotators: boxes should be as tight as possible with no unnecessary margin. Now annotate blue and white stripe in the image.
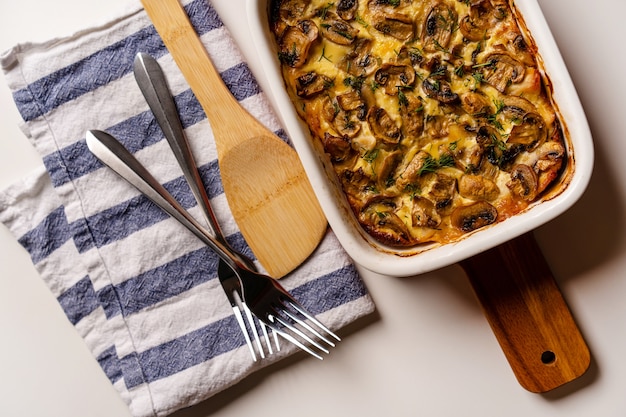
[0,1,374,416]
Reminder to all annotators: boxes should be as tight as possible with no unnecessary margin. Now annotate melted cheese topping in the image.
[270,0,568,248]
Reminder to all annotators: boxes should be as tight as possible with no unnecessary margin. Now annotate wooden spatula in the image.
[140,0,327,278]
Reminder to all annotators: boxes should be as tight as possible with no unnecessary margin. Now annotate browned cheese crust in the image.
[269,0,567,247]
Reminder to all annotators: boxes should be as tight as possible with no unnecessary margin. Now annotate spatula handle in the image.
[141,0,248,146]
[459,232,590,393]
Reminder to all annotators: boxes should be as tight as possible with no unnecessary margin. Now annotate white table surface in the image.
[1,0,624,416]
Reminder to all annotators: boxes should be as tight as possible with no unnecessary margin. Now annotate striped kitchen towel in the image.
[0,0,375,416]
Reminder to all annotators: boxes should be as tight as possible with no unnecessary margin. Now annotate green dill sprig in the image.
[318,2,334,19]
[397,88,409,107]
[471,72,485,88]
[363,148,379,163]
[318,46,332,62]
[454,64,465,78]
[343,76,365,90]
[417,153,455,176]
[487,99,506,131]
[404,183,422,198]
[355,14,369,28]
[277,43,298,66]
[472,59,496,69]
[379,0,401,6]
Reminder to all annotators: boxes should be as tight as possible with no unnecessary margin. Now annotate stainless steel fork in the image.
[133,52,276,361]
[86,130,340,360]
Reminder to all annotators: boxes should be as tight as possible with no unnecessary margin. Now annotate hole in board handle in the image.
[541,350,556,365]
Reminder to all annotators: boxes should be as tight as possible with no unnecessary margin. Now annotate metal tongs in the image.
[85,53,339,360]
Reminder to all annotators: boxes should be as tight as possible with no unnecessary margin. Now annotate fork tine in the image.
[259,322,273,355]
[286,299,341,342]
[231,305,257,362]
[272,328,281,352]
[268,316,325,360]
[279,306,336,348]
[273,308,330,353]
[272,311,330,354]
[240,298,265,360]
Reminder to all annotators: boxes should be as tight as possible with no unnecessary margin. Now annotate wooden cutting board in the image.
[460,232,591,393]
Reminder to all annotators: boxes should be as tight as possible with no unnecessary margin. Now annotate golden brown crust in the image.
[269,0,568,247]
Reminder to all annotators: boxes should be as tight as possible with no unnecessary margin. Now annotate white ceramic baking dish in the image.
[246,0,594,277]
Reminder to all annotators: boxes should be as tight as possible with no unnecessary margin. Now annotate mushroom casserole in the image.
[269,0,568,248]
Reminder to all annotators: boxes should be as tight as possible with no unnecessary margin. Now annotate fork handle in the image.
[86,129,244,271]
[133,53,225,243]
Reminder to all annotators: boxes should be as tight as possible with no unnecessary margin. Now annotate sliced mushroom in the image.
[500,33,534,67]
[372,12,415,41]
[367,106,402,144]
[277,20,319,68]
[322,132,353,163]
[501,95,537,118]
[360,198,414,246]
[534,141,565,170]
[533,141,565,193]
[459,15,485,42]
[396,150,430,190]
[374,64,416,95]
[459,0,496,41]
[333,109,362,137]
[461,91,492,116]
[422,77,459,103]
[339,38,379,76]
[480,158,501,178]
[422,3,458,52]
[487,142,524,169]
[320,95,339,123]
[320,12,359,45]
[296,71,333,98]
[337,0,358,20]
[337,90,367,119]
[420,56,447,73]
[271,0,313,34]
[396,46,425,67]
[322,94,364,142]
[452,138,484,173]
[480,53,526,92]
[367,0,404,14]
[458,174,500,201]
[424,172,457,212]
[399,94,425,139]
[508,112,547,151]
[490,0,509,19]
[476,125,523,168]
[412,196,442,228]
[424,115,450,139]
[340,166,371,209]
[475,125,500,148]
[506,163,538,201]
[451,201,498,232]
[376,150,401,188]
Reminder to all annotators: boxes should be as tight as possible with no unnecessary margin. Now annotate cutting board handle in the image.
[459,232,590,393]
